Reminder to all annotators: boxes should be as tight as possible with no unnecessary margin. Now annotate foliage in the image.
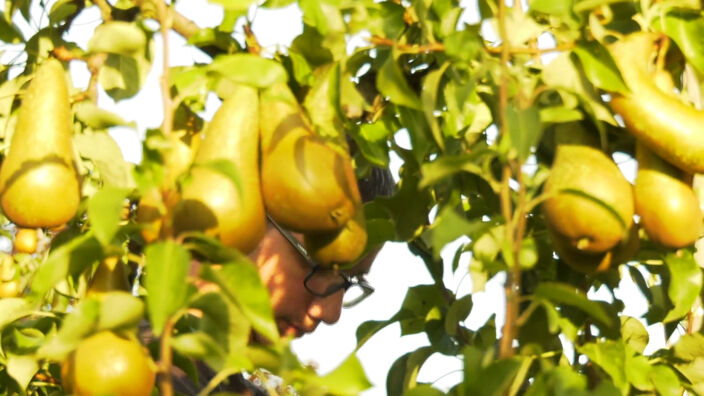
[0,0,703,395]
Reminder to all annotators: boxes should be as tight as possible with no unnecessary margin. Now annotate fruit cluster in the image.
[137,81,367,269]
[542,32,703,274]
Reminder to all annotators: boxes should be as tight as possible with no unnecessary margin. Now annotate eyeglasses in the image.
[267,216,374,307]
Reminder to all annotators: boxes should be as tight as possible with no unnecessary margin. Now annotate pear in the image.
[550,223,639,275]
[259,82,361,233]
[634,143,701,248]
[172,84,266,253]
[304,208,368,268]
[542,144,634,253]
[0,59,80,228]
[609,32,704,174]
[86,256,130,297]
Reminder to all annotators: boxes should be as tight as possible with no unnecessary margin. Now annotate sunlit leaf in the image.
[663,250,702,323]
[7,354,38,390]
[87,187,130,246]
[654,11,704,75]
[317,354,372,396]
[208,53,287,88]
[572,41,628,94]
[145,241,191,336]
[579,341,628,394]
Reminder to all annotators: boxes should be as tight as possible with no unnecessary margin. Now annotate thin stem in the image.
[93,0,113,21]
[155,0,174,137]
[158,316,177,396]
[368,35,444,54]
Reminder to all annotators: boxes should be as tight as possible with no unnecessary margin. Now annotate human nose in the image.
[307,290,344,324]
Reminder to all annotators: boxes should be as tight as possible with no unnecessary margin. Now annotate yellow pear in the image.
[259,82,361,233]
[634,143,701,248]
[172,84,266,253]
[304,208,368,268]
[0,59,80,228]
[542,144,634,253]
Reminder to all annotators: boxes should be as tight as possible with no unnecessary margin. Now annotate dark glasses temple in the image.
[266,215,318,265]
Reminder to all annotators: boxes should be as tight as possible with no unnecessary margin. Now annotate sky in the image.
[0,0,679,394]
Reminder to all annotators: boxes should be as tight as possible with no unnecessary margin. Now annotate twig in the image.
[484,43,575,55]
[368,35,444,54]
[497,0,521,360]
[155,0,174,137]
[93,0,113,22]
[158,316,176,396]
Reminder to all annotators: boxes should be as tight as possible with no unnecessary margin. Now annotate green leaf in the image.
[88,22,147,56]
[145,241,191,336]
[200,262,278,343]
[420,150,495,189]
[30,233,102,297]
[37,299,100,361]
[317,354,372,396]
[579,341,628,394]
[0,299,32,332]
[524,366,587,396]
[74,102,133,129]
[208,54,287,89]
[444,295,472,336]
[386,347,434,395]
[208,0,256,12]
[171,331,226,360]
[377,51,422,110]
[650,365,682,396]
[100,53,152,101]
[405,385,445,396]
[530,0,574,16]
[572,41,628,94]
[675,357,704,395]
[663,250,702,322]
[98,292,145,331]
[397,285,448,335]
[625,352,653,391]
[7,354,38,390]
[0,11,23,43]
[534,282,613,327]
[620,316,648,354]
[355,319,395,350]
[303,63,344,139]
[421,62,449,151]
[87,187,130,246]
[444,29,482,63]
[75,131,136,188]
[654,12,704,75]
[502,103,541,161]
[424,205,490,259]
[673,333,704,360]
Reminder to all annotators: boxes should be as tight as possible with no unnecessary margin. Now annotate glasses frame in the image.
[267,215,374,307]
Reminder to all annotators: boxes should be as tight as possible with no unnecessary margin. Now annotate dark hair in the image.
[357,166,394,202]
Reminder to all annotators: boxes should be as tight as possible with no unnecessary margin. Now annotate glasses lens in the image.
[342,284,366,306]
[304,268,347,296]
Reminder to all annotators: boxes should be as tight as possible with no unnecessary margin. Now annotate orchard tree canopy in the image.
[0,0,704,395]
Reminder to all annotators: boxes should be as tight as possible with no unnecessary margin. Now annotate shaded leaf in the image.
[534,282,613,327]
[654,12,704,75]
[386,347,434,395]
[377,51,422,110]
[200,262,278,343]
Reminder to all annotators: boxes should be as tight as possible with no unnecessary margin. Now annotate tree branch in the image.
[155,0,174,137]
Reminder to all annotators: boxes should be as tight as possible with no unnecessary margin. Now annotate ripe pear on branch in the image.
[634,143,701,248]
[171,84,266,253]
[542,141,634,254]
[259,82,361,233]
[0,59,81,228]
[609,32,704,174]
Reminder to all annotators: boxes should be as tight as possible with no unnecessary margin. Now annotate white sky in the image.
[0,0,676,394]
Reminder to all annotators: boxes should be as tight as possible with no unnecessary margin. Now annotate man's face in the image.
[249,225,376,338]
